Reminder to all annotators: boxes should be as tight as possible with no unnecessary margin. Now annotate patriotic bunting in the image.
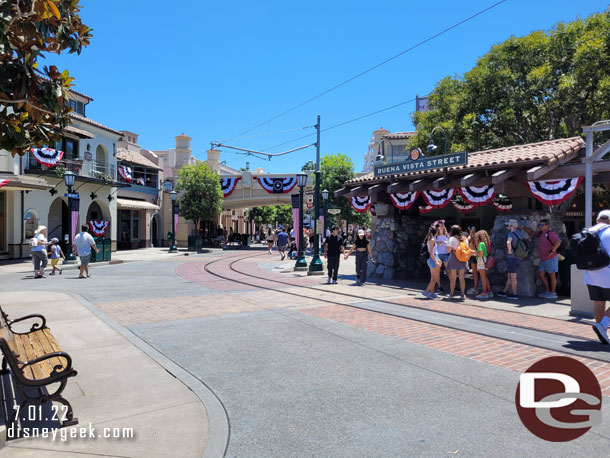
[526,177,583,205]
[350,195,372,213]
[370,204,376,216]
[119,166,132,182]
[451,194,475,213]
[89,220,109,236]
[419,205,434,214]
[389,191,420,210]
[0,179,11,189]
[220,177,241,197]
[459,185,495,206]
[256,177,297,194]
[493,195,513,212]
[31,147,64,168]
[422,188,456,209]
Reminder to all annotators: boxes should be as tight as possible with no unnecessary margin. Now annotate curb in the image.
[70,293,230,458]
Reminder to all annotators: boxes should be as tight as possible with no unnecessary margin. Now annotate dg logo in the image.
[515,356,602,441]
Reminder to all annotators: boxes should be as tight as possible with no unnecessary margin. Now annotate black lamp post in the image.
[64,171,76,262]
[169,191,178,253]
[427,126,448,154]
[322,189,329,238]
[295,173,308,270]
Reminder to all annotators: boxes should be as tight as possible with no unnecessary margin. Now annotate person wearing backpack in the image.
[522,219,561,299]
[446,225,469,300]
[497,219,523,300]
[580,210,610,344]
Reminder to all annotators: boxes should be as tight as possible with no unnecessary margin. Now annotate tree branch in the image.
[0,98,59,116]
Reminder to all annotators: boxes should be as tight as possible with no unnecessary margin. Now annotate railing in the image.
[24,153,83,175]
[90,161,116,181]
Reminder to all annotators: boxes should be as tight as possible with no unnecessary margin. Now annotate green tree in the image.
[319,153,370,228]
[409,11,610,153]
[175,162,223,232]
[1,0,93,155]
[247,206,276,226]
[274,205,292,226]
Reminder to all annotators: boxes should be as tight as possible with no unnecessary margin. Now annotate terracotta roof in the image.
[117,147,162,170]
[384,131,415,140]
[347,136,585,185]
[70,113,122,136]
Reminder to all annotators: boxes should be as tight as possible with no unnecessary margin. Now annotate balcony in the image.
[24,153,83,175]
[24,151,117,183]
[90,161,116,181]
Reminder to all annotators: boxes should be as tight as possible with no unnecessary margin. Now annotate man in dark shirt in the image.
[324,226,345,284]
[276,226,290,260]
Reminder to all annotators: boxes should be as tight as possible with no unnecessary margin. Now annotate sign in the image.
[64,192,80,200]
[84,151,92,161]
[374,151,468,178]
[416,95,429,112]
[328,208,341,215]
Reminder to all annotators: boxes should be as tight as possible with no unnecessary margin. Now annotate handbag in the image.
[485,256,496,269]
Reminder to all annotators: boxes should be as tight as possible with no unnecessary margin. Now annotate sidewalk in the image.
[0,291,209,458]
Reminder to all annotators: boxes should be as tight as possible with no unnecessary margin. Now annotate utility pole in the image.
[309,115,324,274]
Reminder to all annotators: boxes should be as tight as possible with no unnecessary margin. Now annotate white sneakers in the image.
[592,322,610,345]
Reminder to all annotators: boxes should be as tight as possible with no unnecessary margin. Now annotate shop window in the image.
[24,210,38,239]
[119,209,140,242]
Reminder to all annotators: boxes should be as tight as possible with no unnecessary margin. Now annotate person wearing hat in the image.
[344,229,375,285]
[48,237,65,275]
[521,219,561,299]
[585,210,610,344]
[497,219,523,300]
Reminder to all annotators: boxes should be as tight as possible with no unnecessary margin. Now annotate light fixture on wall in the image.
[87,143,91,151]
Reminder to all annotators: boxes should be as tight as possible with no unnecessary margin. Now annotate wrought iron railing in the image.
[24,153,83,175]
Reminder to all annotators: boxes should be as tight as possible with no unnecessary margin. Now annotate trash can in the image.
[91,238,104,263]
[103,238,111,261]
[187,235,202,251]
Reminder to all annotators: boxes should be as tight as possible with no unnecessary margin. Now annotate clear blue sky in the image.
[52,0,609,174]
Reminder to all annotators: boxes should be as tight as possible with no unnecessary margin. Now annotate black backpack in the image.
[570,226,610,270]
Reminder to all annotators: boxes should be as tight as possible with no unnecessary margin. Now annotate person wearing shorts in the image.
[423,227,441,299]
[48,238,65,275]
[31,225,49,278]
[522,219,561,299]
[446,225,467,300]
[72,225,98,279]
[276,226,289,260]
[473,230,492,299]
[585,210,610,344]
[497,219,522,300]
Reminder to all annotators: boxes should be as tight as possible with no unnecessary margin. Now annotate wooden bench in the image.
[0,307,78,428]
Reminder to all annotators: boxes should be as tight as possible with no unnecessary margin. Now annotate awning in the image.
[0,174,51,191]
[117,198,159,211]
[64,125,95,139]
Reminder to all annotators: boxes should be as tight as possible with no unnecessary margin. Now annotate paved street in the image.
[2,248,610,457]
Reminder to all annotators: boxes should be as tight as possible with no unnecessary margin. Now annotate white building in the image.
[361,127,415,173]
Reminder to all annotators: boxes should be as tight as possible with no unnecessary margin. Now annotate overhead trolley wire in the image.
[222,0,508,143]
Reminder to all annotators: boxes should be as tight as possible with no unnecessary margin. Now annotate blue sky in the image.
[52,0,609,174]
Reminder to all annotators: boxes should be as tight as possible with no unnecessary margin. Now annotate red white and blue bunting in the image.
[422,188,456,209]
[493,195,513,212]
[31,147,64,168]
[389,191,420,210]
[89,220,109,236]
[419,205,434,214]
[451,194,475,213]
[526,177,583,205]
[370,204,376,216]
[459,185,495,206]
[220,177,240,197]
[0,179,11,189]
[119,166,132,182]
[351,195,372,213]
[256,177,297,194]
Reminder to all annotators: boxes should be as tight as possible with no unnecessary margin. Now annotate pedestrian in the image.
[467,226,480,295]
[521,219,561,299]
[324,226,345,284]
[31,225,49,278]
[276,226,289,260]
[266,227,275,254]
[581,210,610,344]
[473,230,492,299]
[446,225,469,300]
[48,238,65,275]
[344,229,375,285]
[72,224,99,279]
[423,226,442,299]
[497,219,523,300]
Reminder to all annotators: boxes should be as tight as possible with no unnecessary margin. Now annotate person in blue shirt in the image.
[276,226,290,261]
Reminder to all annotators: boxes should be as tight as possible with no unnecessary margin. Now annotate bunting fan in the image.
[119,166,132,182]
[451,194,475,213]
[422,188,456,208]
[30,147,64,168]
[419,205,434,214]
[0,179,10,189]
[89,220,109,236]
[526,177,583,205]
[459,185,495,206]
[350,195,372,213]
[256,177,297,194]
[492,195,513,212]
[220,177,241,197]
[389,191,419,210]
[370,204,376,216]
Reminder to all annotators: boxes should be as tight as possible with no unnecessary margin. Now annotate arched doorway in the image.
[86,199,112,239]
[48,197,68,251]
[95,145,107,175]
[151,213,160,247]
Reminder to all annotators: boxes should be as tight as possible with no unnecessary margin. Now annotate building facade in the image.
[361,127,415,174]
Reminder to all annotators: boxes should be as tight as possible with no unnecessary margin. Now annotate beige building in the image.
[361,127,415,173]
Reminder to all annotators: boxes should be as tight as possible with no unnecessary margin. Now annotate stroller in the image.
[288,239,298,260]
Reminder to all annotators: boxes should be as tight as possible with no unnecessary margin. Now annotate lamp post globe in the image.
[294,174,308,270]
[169,191,178,253]
[321,189,329,237]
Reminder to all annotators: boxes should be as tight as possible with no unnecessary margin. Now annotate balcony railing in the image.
[24,152,116,182]
[90,161,116,181]
[24,153,83,175]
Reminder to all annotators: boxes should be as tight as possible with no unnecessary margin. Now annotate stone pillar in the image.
[174,133,192,170]
[207,148,221,173]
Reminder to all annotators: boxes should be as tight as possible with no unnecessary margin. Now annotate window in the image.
[76,101,85,116]
[52,138,79,160]
[119,210,140,242]
[70,100,77,111]
[24,210,38,239]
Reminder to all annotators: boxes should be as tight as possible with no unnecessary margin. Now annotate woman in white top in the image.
[423,227,442,299]
[434,221,449,293]
[447,224,468,300]
[266,228,275,254]
[31,225,49,278]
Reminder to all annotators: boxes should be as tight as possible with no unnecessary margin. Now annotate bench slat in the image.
[36,329,65,374]
[13,335,37,380]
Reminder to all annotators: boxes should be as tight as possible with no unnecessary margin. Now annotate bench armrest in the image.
[8,314,47,333]
[21,351,73,375]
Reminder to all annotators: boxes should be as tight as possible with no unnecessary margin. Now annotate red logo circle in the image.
[410,148,421,161]
[515,356,602,442]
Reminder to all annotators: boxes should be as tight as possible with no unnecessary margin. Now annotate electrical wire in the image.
[223,0,508,142]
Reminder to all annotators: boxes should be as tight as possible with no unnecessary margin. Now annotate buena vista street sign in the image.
[374,151,468,177]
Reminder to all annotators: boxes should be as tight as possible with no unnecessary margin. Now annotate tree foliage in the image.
[175,162,224,230]
[247,205,293,227]
[0,1,93,156]
[409,11,610,153]
[319,153,370,228]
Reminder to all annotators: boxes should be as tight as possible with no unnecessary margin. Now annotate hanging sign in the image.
[64,192,80,200]
[374,151,468,177]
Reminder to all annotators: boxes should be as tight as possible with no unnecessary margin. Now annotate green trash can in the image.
[103,238,111,261]
[187,235,202,251]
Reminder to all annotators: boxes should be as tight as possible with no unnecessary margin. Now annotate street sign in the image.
[64,192,80,199]
[306,194,314,205]
[327,208,341,215]
[307,202,313,209]
[373,151,468,178]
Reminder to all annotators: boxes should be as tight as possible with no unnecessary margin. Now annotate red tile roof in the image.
[117,147,162,170]
[348,137,585,185]
[385,131,415,140]
[70,113,122,136]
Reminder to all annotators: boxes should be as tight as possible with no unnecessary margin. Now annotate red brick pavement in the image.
[300,305,610,396]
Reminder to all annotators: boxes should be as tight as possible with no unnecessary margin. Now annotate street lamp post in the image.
[64,171,76,262]
[322,189,329,238]
[295,173,308,270]
[169,191,178,253]
[427,126,448,154]
[308,115,324,274]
